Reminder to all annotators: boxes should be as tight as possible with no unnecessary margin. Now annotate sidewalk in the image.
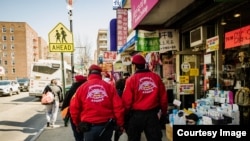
[31,112,167,141]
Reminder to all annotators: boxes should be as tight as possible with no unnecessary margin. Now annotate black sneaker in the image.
[47,122,50,127]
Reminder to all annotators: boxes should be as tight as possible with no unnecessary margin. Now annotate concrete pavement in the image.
[31,112,167,141]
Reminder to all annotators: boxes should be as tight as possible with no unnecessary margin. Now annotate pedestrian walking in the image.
[115,72,130,97]
[70,64,125,141]
[61,75,87,141]
[114,72,130,141]
[122,54,168,141]
[103,72,115,87]
[43,79,63,128]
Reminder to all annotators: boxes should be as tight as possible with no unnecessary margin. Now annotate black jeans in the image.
[126,109,162,141]
[70,117,84,141]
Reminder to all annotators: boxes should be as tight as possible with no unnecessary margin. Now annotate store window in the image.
[179,23,218,108]
[220,5,250,91]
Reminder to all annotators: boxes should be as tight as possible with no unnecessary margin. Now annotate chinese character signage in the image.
[225,25,250,49]
[131,0,159,29]
[159,29,179,53]
[103,51,117,62]
[135,30,160,51]
[116,8,128,50]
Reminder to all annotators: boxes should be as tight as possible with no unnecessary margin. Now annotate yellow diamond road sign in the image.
[48,22,74,52]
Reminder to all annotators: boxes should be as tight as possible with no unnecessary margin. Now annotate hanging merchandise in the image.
[145,52,161,73]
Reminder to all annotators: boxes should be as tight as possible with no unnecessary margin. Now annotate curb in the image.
[29,126,46,141]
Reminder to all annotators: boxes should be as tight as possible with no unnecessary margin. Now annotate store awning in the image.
[118,35,136,54]
[133,0,195,29]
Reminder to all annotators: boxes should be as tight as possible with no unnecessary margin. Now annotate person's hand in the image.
[76,126,81,133]
[115,126,124,133]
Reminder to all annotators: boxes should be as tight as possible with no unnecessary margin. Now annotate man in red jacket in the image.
[70,64,125,141]
[122,54,168,141]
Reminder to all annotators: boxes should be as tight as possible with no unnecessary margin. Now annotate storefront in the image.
[117,0,250,127]
[172,1,250,125]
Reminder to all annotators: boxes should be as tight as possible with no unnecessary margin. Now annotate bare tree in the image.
[74,34,93,75]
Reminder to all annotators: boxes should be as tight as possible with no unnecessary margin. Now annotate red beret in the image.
[89,64,102,72]
[104,72,110,78]
[74,75,87,82]
[132,54,146,65]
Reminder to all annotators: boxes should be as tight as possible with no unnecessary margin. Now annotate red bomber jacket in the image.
[70,74,125,127]
[122,69,168,115]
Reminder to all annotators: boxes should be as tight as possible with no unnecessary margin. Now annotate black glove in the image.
[160,114,167,129]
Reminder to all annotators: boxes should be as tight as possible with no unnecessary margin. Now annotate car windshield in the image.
[17,79,29,83]
[0,81,11,85]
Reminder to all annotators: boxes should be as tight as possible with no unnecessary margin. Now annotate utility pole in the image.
[66,0,74,85]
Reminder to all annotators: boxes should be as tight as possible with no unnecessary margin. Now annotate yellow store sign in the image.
[179,76,189,84]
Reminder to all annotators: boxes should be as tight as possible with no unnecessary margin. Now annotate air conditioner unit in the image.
[190,26,204,47]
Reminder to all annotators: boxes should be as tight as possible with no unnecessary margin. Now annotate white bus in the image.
[29,59,73,98]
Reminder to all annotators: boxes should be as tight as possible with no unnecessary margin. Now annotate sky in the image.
[0,0,117,59]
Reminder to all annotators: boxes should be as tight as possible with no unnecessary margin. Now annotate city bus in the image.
[29,59,73,98]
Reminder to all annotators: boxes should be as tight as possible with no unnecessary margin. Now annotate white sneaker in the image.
[51,124,60,128]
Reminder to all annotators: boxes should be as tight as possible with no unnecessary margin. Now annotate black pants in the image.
[126,109,162,141]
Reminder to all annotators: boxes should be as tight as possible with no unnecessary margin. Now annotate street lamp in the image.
[66,0,74,84]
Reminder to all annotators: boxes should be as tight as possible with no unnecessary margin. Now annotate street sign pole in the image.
[61,53,66,97]
[48,22,74,97]
[67,0,74,85]
[69,9,74,85]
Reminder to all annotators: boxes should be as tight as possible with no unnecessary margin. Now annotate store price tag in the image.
[173,99,181,107]
[202,116,212,125]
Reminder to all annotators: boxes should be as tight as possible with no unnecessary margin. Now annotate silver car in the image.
[0,80,20,96]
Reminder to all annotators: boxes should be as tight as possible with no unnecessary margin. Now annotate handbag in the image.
[61,107,69,119]
[41,91,55,105]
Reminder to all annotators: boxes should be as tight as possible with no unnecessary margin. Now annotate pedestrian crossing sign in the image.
[48,22,74,52]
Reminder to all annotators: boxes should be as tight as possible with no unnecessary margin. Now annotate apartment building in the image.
[0,22,50,80]
[95,29,108,64]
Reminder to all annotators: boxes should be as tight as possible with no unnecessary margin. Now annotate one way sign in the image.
[48,22,74,52]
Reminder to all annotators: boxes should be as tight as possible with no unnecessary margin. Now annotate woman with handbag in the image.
[43,79,63,128]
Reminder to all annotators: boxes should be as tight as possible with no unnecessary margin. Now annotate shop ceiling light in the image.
[221,18,227,25]
[233,13,241,18]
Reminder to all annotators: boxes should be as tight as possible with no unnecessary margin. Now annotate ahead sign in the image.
[48,23,74,52]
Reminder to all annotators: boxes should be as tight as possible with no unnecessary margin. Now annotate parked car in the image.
[0,80,20,96]
[17,78,30,92]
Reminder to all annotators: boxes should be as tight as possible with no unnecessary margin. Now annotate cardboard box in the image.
[165,124,173,141]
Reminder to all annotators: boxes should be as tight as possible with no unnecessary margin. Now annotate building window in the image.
[11,52,15,58]
[4,60,7,65]
[11,44,15,50]
[2,26,6,33]
[10,36,14,41]
[2,44,7,50]
[12,68,15,74]
[3,52,7,57]
[10,27,14,33]
[2,35,7,41]
[4,67,8,74]
[11,60,15,66]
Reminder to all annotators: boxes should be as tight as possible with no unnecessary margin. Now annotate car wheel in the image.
[9,90,13,96]
[16,90,20,95]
